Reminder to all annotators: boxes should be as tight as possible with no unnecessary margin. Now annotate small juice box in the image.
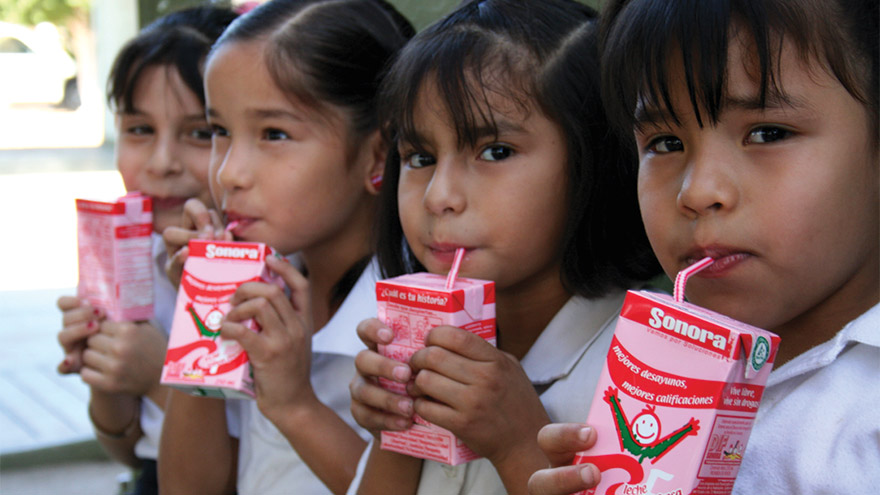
[75,192,153,322]
[160,239,283,399]
[377,272,495,465]
[572,290,780,495]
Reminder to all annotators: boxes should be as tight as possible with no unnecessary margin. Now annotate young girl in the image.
[346,1,662,493]
[157,2,414,494]
[55,6,238,495]
[528,0,879,494]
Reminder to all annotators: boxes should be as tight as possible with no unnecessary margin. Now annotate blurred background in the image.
[0,1,599,493]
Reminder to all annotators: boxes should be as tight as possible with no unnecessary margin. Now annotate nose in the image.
[146,132,182,177]
[423,157,467,216]
[214,138,253,193]
[676,140,738,218]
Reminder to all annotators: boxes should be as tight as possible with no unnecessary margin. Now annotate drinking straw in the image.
[445,248,465,289]
[225,220,240,233]
[674,257,714,302]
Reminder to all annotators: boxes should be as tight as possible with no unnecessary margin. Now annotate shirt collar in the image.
[520,291,625,385]
[768,302,880,386]
[310,257,379,357]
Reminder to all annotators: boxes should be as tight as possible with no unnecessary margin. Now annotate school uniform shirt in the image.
[732,302,880,495]
[347,291,627,495]
[227,259,378,495]
[133,233,177,461]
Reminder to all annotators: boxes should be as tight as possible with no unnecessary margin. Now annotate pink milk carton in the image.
[75,192,153,321]
[572,289,780,495]
[161,239,283,399]
[377,272,495,465]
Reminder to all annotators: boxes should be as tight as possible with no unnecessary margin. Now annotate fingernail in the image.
[398,398,413,416]
[580,464,599,486]
[93,308,101,317]
[392,365,410,382]
[377,327,393,343]
[87,320,96,330]
[578,426,592,442]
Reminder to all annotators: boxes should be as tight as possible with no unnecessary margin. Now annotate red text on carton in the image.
[377,273,495,465]
[573,291,780,495]
[161,239,282,399]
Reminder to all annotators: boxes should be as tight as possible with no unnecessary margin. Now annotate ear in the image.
[361,129,387,196]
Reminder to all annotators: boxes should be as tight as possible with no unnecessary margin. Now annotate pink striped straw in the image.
[225,220,240,233]
[673,257,714,302]
[445,248,466,290]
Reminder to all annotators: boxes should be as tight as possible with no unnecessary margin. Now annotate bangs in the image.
[380,26,536,150]
[602,0,826,133]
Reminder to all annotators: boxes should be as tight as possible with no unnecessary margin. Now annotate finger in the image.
[409,343,486,385]
[163,226,197,259]
[349,373,414,420]
[423,325,498,361]
[228,283,296,332]
[350,391,414,432]
[209,209,230,239]
[527,463,600,495]
[537,424,597,467]
[265,255,307,310]
[354,349,412,384]
[61,303,101,327]
[57,347,85,374]
[165,245,188,288]
[58,319,100,352]
[356,318,394,350]
[57,295,83,312]
[81,345,113,375]
[219,320,261,351]
[182,198,214,232]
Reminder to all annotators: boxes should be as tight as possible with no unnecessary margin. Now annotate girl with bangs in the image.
[159,1,413,494]
[529,1,879,494]
[347,1,661,493]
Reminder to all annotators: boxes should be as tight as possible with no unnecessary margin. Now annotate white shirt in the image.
[229,259,378,495]
[133,233,176,460]
[348,291,626,495]
[732,302,880,495]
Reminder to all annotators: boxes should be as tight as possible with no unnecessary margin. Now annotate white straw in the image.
[674,257,714,302]
[445,248,465,290]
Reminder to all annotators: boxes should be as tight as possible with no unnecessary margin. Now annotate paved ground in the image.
[0,144,131,493]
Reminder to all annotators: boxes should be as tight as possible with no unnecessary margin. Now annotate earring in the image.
[370,174,383,191]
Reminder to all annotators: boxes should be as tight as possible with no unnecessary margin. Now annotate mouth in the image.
[681,247,753,277]
[427,243,474,265]
[224,211,258,237]
[150,196,188,210]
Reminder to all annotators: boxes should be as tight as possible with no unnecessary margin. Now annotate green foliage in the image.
[0,0,90,26]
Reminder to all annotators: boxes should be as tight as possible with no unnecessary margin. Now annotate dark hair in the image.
[601,0,879,141]
[375,0,662,298]
[107,5,238,112]
[211,0,415,139]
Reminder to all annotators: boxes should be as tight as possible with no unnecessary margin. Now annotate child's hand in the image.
[162,198,228,287]
[408,325,551,465]
[220,256,313,421]
[528,423,600,495]
[56,296,103,374]
[81,320,168,396]
[349,318,414,437]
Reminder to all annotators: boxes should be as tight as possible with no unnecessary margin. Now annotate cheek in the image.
[115,145,146,192]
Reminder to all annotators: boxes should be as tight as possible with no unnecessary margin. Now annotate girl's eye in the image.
[403,151,436,169]
[479,144,513,162]
[264,128,290,141]
[189,127,213,141]
[746,126,792,144]
[127,125,153,136]
[647,136,684,154]
[211,125,229,138]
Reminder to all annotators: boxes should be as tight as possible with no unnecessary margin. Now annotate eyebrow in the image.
[205,107,305,122]
[634,90,810,126]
